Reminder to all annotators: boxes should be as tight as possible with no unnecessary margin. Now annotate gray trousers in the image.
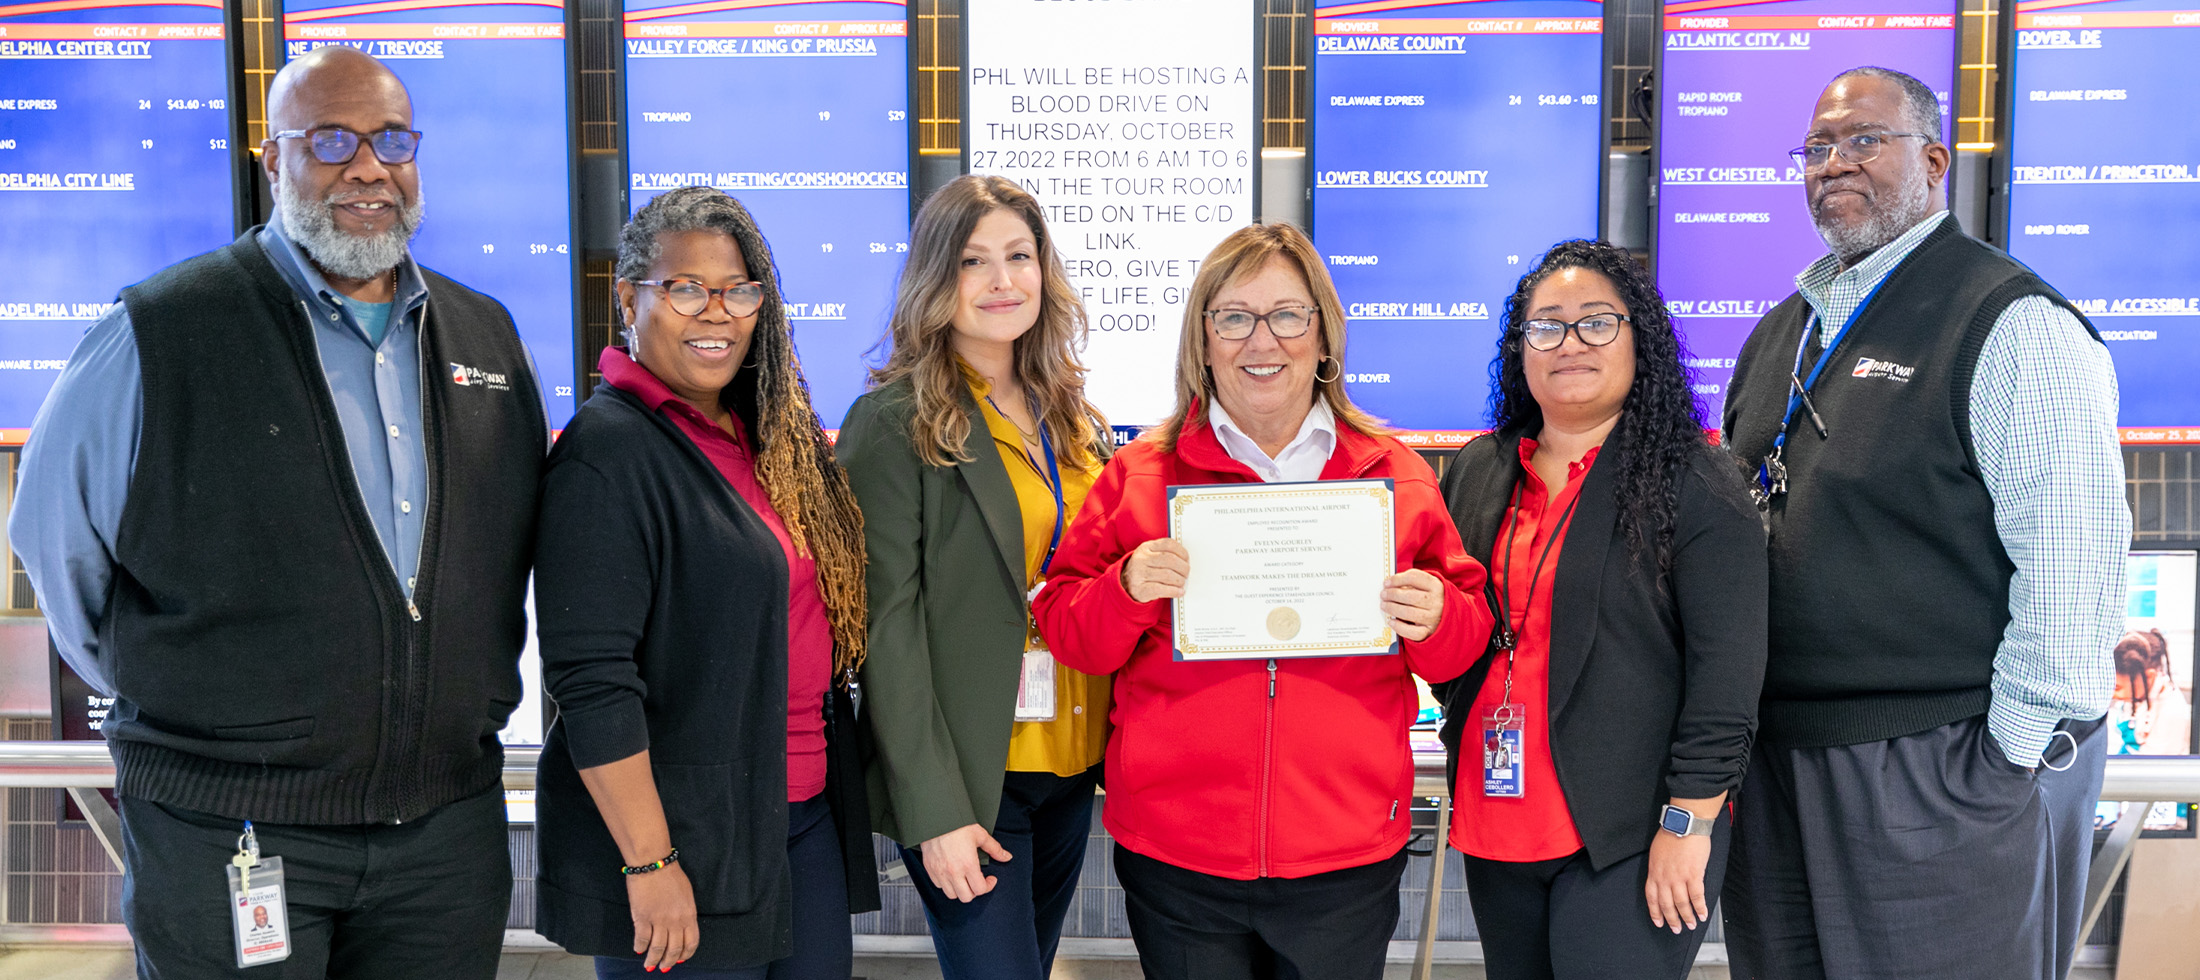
[1722,713,2106,980]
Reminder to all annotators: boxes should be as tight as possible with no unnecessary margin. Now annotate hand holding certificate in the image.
[1165,479,1404,661]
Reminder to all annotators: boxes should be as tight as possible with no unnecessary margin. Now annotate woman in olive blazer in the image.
[835,175,1114,980]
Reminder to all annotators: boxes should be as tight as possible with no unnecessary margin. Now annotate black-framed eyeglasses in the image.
[632,278,765,318]
[272,127,424,165]
[1519,313,1629,352]
[1786,132,1934,173]
[1206,306,1317,340]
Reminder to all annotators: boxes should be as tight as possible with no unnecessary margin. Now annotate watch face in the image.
[1661,806,1693,835]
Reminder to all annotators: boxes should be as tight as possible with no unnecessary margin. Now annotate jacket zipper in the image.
[398,303,441,820]
[298,297,437,820]
[1259,658,1277,877]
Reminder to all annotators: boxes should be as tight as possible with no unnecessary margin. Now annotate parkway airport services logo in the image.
[450,362,512,391]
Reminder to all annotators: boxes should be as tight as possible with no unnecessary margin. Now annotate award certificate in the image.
[1167,479,1397,661]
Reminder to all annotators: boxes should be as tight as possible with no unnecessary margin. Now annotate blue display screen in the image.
[0,0,235,435]
[2004,0,2200,440]
[283,0,582,425]
[1311,0,1605,444]
[622,0,909,431]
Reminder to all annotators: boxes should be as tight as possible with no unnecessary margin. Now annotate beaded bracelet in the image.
[620,848,679,876]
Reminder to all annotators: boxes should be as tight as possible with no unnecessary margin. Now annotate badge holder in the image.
[1482,701,1527,798]
[1016,580,1057,722]
[226,822,291,968]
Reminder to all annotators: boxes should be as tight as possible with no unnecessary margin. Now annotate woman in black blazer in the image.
[533,187,879,978]
[1434,239,1766,980]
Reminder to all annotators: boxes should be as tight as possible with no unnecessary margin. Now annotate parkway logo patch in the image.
[1850,356,1915,383]
[450,362,512,391]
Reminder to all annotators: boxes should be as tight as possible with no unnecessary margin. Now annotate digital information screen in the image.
[966,0,1257,429]
[2003,0,2200,442]
[1311,0,1605,446]
[1654,0,1955,407]
[283,0,582,427]
[0,0,236,440]
[622,0,910,432]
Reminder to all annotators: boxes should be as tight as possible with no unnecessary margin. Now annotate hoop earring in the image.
[1315,355,1341,385]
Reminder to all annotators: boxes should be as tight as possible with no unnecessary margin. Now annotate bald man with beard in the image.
[9,45,545,979]
[1719,66,2128,980]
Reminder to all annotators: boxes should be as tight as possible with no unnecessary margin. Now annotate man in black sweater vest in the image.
[9,47,544,978]
[1718,68,2128,980]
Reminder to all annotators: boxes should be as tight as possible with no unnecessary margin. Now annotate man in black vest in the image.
[1719,67,2128,980]
[9,46,544,979]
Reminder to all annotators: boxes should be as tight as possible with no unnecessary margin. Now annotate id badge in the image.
[226,854,291,967]
[1015,646,1058,722]
[1482,703,1526,799]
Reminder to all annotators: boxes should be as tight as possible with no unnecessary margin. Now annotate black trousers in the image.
[120,784,511,980]
[901,768,1100,980]
[1461,813,1730,980]
[593,794,850,980]
[1722,714,2105,980]
[1113,843,1407,980]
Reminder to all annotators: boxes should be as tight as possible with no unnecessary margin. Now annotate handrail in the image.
[0,742,2191,801]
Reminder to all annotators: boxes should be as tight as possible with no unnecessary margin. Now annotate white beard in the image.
[276,177,425,280]
[1810,174,1930,264]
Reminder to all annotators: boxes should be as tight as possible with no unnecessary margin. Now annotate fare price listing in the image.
[1655,0,1956,411]
[282,0,581,423]
[2005,0,2200,434]
[1311,0,1602,437]
[0,7,233,433]
[966,0,1256,427]
[624,0,909,430]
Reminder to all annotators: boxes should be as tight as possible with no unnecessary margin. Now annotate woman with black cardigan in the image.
[1435,239,1766,980]
[533,187,879,978]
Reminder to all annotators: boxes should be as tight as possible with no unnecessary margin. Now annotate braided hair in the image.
[619,186,869,675]
[1487,239,1709,577]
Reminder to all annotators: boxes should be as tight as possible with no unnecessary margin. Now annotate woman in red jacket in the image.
[1031,222,1494,980]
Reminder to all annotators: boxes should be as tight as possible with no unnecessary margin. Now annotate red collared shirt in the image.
[600,347,829,802]
[1449,438,1598,863]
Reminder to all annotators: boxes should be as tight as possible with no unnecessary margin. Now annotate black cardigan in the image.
[532,384,879,969]
[1434,430,1767,870]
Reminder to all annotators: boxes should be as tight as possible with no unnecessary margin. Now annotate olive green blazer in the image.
[836,378,1043,845]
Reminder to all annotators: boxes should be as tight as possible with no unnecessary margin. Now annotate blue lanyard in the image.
[1757,276,1889,492]
[986,393,1067,577]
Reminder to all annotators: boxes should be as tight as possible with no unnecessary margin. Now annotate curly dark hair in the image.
[1487,239,1709,577]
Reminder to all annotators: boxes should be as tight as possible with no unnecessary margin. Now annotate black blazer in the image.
[1434,429,1767,869]
[532,384,880,970]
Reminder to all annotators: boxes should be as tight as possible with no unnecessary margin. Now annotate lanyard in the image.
[986,393,1067,577]
[1756,276,1890,494]
[1488,475,1584,710]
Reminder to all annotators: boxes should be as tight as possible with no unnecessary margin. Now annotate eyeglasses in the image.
[1786,132,1935,173]
[632,278,765,318]
[1519,313,1629,351]
[272,127,424,166]
[1206,306,1317,341]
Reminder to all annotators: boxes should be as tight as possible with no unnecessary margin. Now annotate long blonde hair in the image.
[868,175,1108,468]
[1154,222,1388,450]
[618,186,869,676]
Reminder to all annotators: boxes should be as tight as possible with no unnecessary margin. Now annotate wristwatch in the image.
[1659,804,1714,838]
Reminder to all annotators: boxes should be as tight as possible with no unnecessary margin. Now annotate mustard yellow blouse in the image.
[968,372,1111,776]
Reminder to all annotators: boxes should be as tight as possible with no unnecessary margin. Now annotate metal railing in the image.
[2,743,2194,978]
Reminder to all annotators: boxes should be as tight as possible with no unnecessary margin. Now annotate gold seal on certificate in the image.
[1167,479,1397,661]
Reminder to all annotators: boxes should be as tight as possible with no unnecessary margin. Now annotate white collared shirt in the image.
[1207,398,1337,483]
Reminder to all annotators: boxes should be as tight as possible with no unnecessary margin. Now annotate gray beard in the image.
[1810,176,1929,265]
[276,178,424,280]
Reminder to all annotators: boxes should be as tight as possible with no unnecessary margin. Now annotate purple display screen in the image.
[2004,0,2200,441]
[1655,0,1956,409]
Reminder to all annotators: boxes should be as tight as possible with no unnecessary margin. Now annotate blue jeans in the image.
[901,768,1100,980]
[594,794,848,980]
